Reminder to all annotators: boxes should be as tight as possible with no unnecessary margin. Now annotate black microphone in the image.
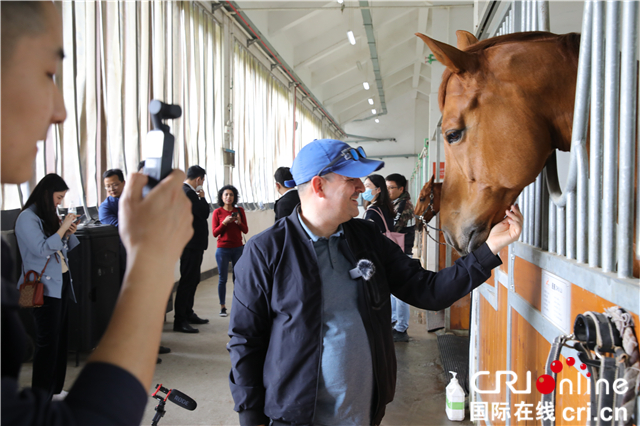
[167,389,197,411]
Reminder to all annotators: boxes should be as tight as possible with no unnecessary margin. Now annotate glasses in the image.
[105,183,120,190]
[316,147,367,177]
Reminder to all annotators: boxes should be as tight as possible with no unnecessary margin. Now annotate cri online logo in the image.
[536,357,586,394]
[472,357,628,396]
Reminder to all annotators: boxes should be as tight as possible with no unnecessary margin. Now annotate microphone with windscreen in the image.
[151,384,197,426]
[166,388,197,411]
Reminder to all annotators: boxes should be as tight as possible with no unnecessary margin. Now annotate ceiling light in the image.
[363,82,370,90]
[337,0,344,3]
[347,31,356,45]
[371,109,377,115]
[375,119,380,123]
[368,98,374,105]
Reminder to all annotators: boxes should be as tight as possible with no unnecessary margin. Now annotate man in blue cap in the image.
[228,139,523,425]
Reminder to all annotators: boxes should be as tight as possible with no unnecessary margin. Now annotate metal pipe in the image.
[530,182,535,245]
[567,192,576,260]
[522,186,529,244]
[548,0,593,207]
[617,0,638,278]
[588,0,605,267]
[602,0,621,273]
[549,200,557,253]
[537,0,550,31]
[557,206,566,257]
[532,0,537,31]
[534,173,543,248]
[518,194,523,242]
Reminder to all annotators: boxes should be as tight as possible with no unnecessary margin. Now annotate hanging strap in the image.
[368,206,392,234]
[22,255,52,281]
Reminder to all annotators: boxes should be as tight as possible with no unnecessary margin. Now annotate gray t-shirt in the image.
[298,214,374,425]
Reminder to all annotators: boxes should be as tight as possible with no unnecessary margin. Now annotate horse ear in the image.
[415,32,477,74]
[456,30,478,50]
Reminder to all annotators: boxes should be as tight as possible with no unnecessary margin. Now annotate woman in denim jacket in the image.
[15,173,79,399]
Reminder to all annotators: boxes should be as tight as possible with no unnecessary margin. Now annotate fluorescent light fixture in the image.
[347,31,356,45]
[375,119,380,123]
[371,109,377,115]
[363,82,370,90]
[337,0,344,3]
[368,98,374,105]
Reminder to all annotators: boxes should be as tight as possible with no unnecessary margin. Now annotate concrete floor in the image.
[19,273,474,426]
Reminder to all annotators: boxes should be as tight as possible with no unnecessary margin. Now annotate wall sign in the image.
[541,270,572,334]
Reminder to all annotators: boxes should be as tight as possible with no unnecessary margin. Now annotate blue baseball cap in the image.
[285,139,384,187]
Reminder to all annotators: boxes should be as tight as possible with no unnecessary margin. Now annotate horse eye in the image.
[446,130,462,144]
[419,197,425,202]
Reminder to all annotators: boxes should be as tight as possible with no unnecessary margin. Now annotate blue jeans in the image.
[216,246,244,306]
[391,295,410,332]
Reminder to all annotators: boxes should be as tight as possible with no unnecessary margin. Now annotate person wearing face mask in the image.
[14,174,79,400]
[362,174,394,233]
[173,165,211,334]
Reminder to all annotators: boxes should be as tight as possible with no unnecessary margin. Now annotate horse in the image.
[414,174,442,233]
[414,30,579,255]
[414,30,638,277]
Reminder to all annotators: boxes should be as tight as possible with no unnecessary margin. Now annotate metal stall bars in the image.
[543,0,638,279]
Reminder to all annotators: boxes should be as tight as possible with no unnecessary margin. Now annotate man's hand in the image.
[486,204,523,255]
[118,171,193,275]
[197,189,205,198]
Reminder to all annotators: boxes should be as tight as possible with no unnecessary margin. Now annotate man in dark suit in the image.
[174,165,211,333]
[273,167,300,221]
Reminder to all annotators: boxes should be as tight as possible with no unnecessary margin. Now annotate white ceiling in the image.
[236,1,585,177]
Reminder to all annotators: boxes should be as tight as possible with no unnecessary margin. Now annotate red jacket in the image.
[212,207,248,248]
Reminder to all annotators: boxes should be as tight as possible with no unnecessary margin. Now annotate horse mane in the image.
[438,31,581,110]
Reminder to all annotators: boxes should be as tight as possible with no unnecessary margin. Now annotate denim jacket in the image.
[15,205,79,300]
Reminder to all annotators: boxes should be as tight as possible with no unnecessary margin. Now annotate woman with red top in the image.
[212,185,248,317]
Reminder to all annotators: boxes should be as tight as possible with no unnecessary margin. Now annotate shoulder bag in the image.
[369,207,405,249]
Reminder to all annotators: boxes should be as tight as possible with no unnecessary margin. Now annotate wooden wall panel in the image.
[450,293,471,330]
[478,283,509,425]
[500,247,509,274]
[513,257,543,310]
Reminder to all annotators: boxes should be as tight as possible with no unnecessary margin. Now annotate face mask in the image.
[362,188,376,202]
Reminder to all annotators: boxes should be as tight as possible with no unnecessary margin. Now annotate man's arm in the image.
[98,199,119,226]
[227,239,271,426]
[386,205,522,310]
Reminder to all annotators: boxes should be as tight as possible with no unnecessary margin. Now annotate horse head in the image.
[416,30,580,255]
[414,174,442,232]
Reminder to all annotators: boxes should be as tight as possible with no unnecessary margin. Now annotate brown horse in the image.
[414,30,581,255]
[414,174,442,232]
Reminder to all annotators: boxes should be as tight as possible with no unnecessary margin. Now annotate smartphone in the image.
[142,100,182,197]
[231,212,238,218]
[74,214,85,223]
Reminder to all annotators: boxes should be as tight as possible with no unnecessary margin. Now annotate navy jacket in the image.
[228,209,501,425]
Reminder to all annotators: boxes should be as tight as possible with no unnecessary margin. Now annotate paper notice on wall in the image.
[541,271,572,334]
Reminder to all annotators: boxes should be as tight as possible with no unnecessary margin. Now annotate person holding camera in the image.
[2,3,193,424]
[212,185,248,318]
[14,174,79,400]
[173,165,211,334]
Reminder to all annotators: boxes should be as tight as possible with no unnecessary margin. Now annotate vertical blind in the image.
[2,1,338,212]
